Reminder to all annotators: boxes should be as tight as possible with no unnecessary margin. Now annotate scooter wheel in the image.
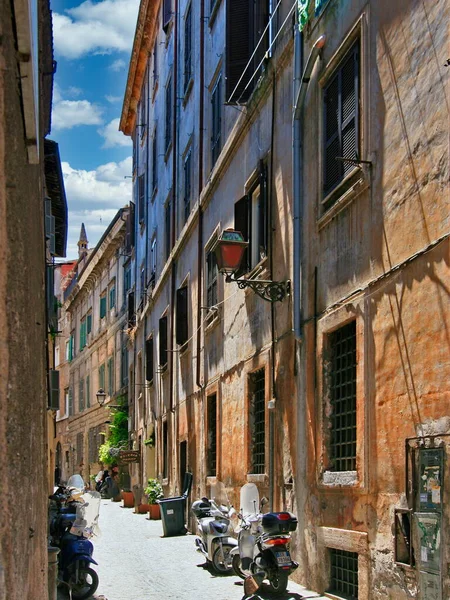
[67,566,99,600]
[212,543,234,574]
[232,554,246,580]
[268,571,289,596]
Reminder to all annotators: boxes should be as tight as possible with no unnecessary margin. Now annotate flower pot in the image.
[138,503,151,514]
[148,504,161,520]
[122,491,134,508]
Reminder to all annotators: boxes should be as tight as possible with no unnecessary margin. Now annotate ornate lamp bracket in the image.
[225,273,291,303]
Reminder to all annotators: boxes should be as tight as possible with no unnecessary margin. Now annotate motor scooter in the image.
[191,480,237,573]
[230,483,298,596]
[49,474,101,600]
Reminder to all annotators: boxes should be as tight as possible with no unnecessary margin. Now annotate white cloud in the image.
[105,95,123,104]
[53,0,139,60]
[62,157,132,259]
[67,86,82,97]
[98,118,131,148]
[52,99,103,130]
[109,59,126,72]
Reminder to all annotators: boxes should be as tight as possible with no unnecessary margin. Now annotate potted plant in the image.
[144,478,163,519]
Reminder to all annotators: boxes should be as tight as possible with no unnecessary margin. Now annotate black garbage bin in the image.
[158,472,193,537]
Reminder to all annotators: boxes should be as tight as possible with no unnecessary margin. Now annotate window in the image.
[140,266,146,304]
[150,237,157,288]
[124,265,132,302]
[76,432,83,466]
[183,150,192,224]
[79,318,87,351]
[125,201,135,252]
[249,369,265,474]
[163,421,168,479]
[86,312,92,335]
[100,293,107,319]
[69,331,75,360]
[206,250,218,310]
[107,356,114,397]
[79,378,85,412]
[138,174,146,223]
[159,315,168,368]
[165,74,172,152]
[65,340,70,362]
[323,42,360,206]
[162,0,172,33]
[152,127,158,193]
[207,394,217,477]
[86,375,90,409]
[211,75,222,167]
[121,334,129,387]
[98,363,105,390]
[328,321,357,472]
[184,4,192,92]
[226,0,270,103]
[234,161,268,273]
[145,337,154,383]
[64,388,69,416]
[176,286,188,346]
[109,281,116,310]
[328,549,358,599]
[165,201,171,260]
[127,291,135,328]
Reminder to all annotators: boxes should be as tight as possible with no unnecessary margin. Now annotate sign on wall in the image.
[119,450,140,464]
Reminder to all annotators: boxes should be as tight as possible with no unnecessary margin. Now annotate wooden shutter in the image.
[145,338,154,382]
[48,370,60,410]
[163,0,172,33]
[234,194,250,275]
[159,316,168,366]
[226,0,252,103]
[176,287,188,346]
[100,295,107,319]
[323,43,359,196]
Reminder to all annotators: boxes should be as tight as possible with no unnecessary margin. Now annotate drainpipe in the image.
[292,33,326,340]
[196,0,205,390]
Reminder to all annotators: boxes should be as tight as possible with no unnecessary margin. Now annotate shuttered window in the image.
[86,375,90,409]
[165,201,171,259]
[165,74,172,152]
[98,363,105,390]
[176,286,188,346]
[79,378,85,412]
[76,432,83,466]
[163,0,172,33]
[159,316,168,367]
[107,356,114,397]
[234,195,250,276]
[79,318,87,350]
[86,312,92,335]
[206,251,218,309]
[323,42,360,199]
[100,294,107,319]
[127,291,135,328]
[138,174,145,223]
[145,337,154,382]
[184,4,192,92]
[183,151,191,224]
[125,201,135,252]
[211,76,222,167]
[68,386,73,416]
[152,128,158,193]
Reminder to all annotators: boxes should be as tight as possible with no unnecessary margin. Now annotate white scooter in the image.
[191,481,237,573]
[230,483,298,596]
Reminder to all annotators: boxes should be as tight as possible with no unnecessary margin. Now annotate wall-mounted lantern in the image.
[212,229,290,303]
[96,388,107,407]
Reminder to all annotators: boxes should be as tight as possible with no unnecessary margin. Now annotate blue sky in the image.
[50,0,140,259]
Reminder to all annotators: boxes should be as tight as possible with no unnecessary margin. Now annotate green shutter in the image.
[100,295,107,319]
[99,364,105,390]
[87,313,92,334]
[86,375,90,408]
[109,286,116,310]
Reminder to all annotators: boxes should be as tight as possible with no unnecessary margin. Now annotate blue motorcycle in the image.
[50,475,100,600]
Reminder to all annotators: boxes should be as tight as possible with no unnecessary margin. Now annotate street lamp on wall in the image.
[212,229,290,303]
[96,388,107,407]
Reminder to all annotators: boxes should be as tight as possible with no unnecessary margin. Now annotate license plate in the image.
[275,551,291,566]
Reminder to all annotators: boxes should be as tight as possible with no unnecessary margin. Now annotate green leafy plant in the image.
[144,478,163,504]
[98,402,129,465]
[143,432,155,447]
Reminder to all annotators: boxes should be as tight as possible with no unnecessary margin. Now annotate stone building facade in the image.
[119,0,449,598]
[61,211,131,484]
[0,0,67,598]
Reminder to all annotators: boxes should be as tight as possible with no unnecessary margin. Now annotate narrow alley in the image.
[61,500,326,600]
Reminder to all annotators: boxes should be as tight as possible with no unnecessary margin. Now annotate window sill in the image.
[182,78,194,107]
[247,473,267,484]
[322,470,357,487]
[318,168,369,230]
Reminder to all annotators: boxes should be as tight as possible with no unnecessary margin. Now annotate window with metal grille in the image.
[138,174,145,223]
[165,74,172,152]
[159,316,168,367]
[249,369,265,474]
[323,42,360,205]
[207,394,217,476]
[211,75,222,167]
[184,4,192,92]
[328,549,358,600]
[183,151,191,224]
[76,432,83,466]
[329,321,357,471]
[206,250,218,311]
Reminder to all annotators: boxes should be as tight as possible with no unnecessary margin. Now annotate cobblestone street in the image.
[59,499,326,600]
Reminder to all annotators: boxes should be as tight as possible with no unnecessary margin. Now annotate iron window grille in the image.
[328,548,358,600]
[211,75,222,167]
[184,4,192,92]
[207,394,217,476]
[329,321,357,471]
[250,369,265,474]
[323,42,360,206]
